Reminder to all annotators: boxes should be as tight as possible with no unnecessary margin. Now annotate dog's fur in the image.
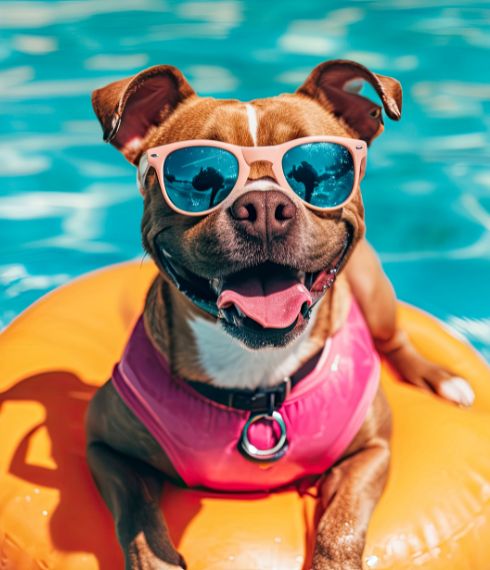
[86,60,474,570]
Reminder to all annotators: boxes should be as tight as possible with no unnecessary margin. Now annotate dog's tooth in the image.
[159,246,173,259]
[219,309,230,323]
[210,277,223,294]
[297,271,306,284]
[235,306,246,319]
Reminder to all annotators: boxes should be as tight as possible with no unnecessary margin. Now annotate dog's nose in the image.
[230,190,297,241]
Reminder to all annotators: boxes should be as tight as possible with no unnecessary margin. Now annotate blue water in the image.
[0,1,489,360]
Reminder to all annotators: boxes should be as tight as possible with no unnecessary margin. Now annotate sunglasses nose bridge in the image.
[241,146,274,166]
[241,147,279,182]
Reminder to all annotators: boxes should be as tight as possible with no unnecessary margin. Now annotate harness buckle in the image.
[239,410,288,462]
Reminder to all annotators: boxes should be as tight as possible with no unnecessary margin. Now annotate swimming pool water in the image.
[0,0,489,361]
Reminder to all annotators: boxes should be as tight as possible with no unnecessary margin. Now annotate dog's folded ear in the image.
[92,65,195,163]
[297,60,402,143]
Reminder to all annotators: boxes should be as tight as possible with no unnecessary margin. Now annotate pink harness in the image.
[112,301,380,492]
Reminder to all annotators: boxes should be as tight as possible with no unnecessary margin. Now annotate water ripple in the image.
[0,0,167,28]
[0,0,488,360]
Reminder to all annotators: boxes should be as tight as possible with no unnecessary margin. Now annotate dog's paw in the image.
[155,563,185,570]
[415,367,474,408]
[126,555,185,570]
[437,376,475,407]
[125,532,186,570]
[145,559,184,570]
[387,346,475,407]
[310,558,361,570]
[311,544,362,570]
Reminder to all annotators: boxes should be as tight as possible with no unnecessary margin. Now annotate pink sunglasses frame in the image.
[139,135,368,217]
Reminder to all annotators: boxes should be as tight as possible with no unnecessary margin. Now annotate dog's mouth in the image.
[154,228,352,345]
[217,264,331,330]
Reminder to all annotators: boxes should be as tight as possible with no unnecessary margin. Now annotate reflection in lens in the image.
[282,143,354,208]
[164,146,239,212]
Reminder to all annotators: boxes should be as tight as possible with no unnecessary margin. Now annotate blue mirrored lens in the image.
[163,146,239,212]
[282,143,354,208]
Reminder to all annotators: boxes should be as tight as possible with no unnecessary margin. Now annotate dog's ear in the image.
[92,65,195,163]
[297,59,402,143]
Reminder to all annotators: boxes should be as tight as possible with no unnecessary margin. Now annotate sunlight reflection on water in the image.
[0,0,488,359]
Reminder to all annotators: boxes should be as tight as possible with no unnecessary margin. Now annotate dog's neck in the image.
[144,274,351,390]
[187,304,322,390]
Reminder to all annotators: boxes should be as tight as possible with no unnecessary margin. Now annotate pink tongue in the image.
[217,273,312,329]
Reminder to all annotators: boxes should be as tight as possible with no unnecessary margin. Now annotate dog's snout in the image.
[230,190,297,241]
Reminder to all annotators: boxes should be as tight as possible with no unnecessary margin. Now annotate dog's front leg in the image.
[345,239,474,406]
[311,391,391,570]
[312,441,390,570]
[87,441,185,570]
[86,383,185,570]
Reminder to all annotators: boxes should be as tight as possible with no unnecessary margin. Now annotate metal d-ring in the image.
[239,410,288,462]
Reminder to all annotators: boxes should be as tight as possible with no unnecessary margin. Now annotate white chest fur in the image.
[188,306,320,390]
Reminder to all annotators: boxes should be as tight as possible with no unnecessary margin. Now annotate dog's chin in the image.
[221,311,310,349]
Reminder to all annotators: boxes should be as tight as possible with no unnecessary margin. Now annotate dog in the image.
[86,59,474,570]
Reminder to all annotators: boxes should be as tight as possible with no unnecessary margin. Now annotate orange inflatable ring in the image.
[1,261,490,570]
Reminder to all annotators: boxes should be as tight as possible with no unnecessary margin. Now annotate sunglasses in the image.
[138,136,367,216]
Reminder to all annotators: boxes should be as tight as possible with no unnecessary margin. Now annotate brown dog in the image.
[86,60,474,570]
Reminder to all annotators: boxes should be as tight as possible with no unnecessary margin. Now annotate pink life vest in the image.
[112,300,380,492]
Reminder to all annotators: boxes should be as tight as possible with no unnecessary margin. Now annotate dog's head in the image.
[92,60,401,350]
